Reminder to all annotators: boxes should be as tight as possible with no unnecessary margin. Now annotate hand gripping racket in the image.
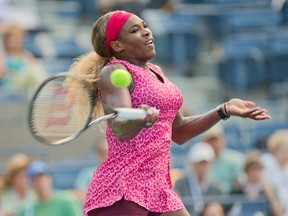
[28,72,146,145]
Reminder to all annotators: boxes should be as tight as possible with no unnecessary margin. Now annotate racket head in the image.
[28,73,96,145]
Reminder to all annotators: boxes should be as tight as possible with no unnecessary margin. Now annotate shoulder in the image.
[99,63,130,90]
[101,63,127,77]
[222,148,245,162]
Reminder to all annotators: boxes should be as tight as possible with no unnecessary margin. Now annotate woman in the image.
[0,24,47,99]
[261,130,288,215]
[68,10,270,216]
[1,153,34,216]
[231,150,283,216]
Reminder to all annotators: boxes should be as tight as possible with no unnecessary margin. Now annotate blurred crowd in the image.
[173,124,288,216]
[0,125,288,216]
[0,136,108,216]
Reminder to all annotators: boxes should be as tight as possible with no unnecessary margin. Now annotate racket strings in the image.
[30,77,94,144]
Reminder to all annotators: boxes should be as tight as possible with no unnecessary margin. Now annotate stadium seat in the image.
[218,32,269,95]
[230,199,269,216]
[223,123,243,151]
[50,158,96,189]
[170,138,200,169]
[0,145,50,172]
[38,58,73,75]
[209,7,282,35]
[205,0,269,4]
[269,30,288,83]
[247,122,288,150]
[51,36,84,58]
[142,9,200,75]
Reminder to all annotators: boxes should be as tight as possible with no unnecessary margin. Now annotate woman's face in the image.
[116,15,156,62]
[246,164,263,183]
[11,168,27,188]
[4,32,25,53]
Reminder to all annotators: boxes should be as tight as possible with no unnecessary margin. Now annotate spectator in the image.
[0,24,47,99]
[261,130,288,216]
[1,153,34,216]
[232,150,283,216]
[201,124,245,194]
[97,0,144,16]
[18,160,82,216]
[199,201,225,216]
[73,136,108,202]
[174,142,222,215]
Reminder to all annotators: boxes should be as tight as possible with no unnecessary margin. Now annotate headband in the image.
[106,11,133,51]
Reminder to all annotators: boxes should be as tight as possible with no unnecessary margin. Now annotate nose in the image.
[142,28,152,37]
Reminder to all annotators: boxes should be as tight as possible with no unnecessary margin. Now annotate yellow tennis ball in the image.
[110,69,132,88]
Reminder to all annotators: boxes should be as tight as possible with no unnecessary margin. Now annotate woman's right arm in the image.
[98,63,159,141]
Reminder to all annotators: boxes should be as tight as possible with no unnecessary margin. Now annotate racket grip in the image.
[114,108,146,120]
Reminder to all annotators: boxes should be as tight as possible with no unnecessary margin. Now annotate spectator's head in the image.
[93,136,108,163]
[267,129,288,167]
[27,160,52,201]
[188,142,215,181]
[2,23,25,53]
[199,201,225,216]
[202,124,225,157]
[2,153,30,190]
[244,150,263,184]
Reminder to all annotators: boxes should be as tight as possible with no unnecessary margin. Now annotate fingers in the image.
[245,107,271,120]
[138,104,160,127]
[244,100,256,107]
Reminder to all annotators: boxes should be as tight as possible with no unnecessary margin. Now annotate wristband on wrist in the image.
[217,103,230,120]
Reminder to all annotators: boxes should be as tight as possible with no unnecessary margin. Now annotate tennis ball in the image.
[110,69,132,88]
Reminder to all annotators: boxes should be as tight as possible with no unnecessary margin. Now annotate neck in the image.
[116,56,150,71]
[6,48,22,56]
[196,174,205,184]
[15,185,26,200]
[248,178,259,184]
[37,189,52,202]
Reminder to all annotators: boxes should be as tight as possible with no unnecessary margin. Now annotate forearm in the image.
[110,119,146,141]
[172,97,271,145]
[172,106,221,144]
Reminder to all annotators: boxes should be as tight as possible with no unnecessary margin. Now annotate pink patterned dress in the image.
[84,60,184,215]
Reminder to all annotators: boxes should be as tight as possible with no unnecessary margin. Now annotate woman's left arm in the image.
[172,98,271,145]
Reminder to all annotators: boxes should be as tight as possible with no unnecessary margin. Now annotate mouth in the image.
[145,38,154,45]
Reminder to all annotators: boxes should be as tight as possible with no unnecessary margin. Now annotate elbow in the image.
[172,135,186,145]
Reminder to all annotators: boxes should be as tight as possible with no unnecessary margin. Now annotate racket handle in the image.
[114,108,146,120]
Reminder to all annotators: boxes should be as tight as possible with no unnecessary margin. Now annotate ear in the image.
[110,40,124,52]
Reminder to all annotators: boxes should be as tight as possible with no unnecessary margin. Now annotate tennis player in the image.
[69,10,271,216]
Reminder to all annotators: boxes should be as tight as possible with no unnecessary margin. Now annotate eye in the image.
[143,23,148,28]
[131,27,138,33]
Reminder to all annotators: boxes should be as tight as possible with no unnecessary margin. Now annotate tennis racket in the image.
[28,72,146,145]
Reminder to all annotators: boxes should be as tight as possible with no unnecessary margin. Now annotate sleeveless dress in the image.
[84,60,184,215]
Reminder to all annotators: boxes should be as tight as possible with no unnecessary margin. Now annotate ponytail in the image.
[67,12,114,120]
[68,52,114,119]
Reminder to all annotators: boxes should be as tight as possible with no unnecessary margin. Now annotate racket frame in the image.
[28,72,107,145]
[28,72,146,145]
